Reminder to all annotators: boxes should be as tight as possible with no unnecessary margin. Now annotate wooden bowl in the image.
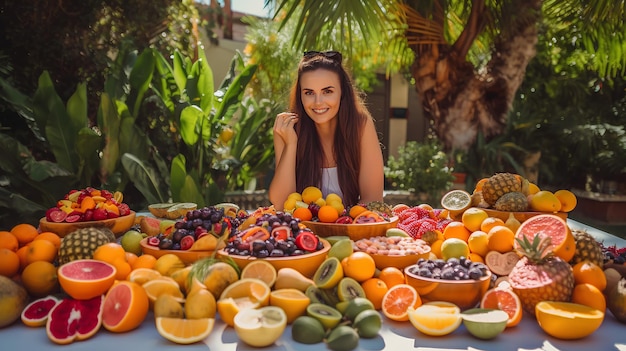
[217,239,331,278]
[302,217,398,241]
[39,211,136,238]
[404,265,492,310]
[140,238,216,265]
[481,208,567,223]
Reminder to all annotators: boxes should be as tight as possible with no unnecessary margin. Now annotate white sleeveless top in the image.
[321,167,344,200]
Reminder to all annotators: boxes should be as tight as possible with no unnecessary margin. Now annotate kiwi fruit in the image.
[337,277,366,302]
[306,303,343,329]
[305,285,334,305]
[313,257,344,289]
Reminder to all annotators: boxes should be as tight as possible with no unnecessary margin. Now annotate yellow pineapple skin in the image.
[482,173,521,206]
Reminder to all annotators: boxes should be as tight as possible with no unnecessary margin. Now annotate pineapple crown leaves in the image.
[515,234,554,263]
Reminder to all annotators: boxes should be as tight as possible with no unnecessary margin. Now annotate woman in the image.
[269,51,384,210]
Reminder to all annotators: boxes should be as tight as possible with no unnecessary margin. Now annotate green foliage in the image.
[385,139,455,202]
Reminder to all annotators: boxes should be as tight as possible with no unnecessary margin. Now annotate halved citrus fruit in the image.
[407,301,462,336]
[240,260,278,288]
[381,284,422,321]
[57,259,117,300]
[155,317,215,344]
[513,214,569,256]
[480,282,523,327]
[219,278,271,307]
[441,190,472,219]
[217,278,271,326]
[102,281,149,333]
[269,288,311,324]
[127,267,162,285]
[535,301,604,339]
[142,278,185,306]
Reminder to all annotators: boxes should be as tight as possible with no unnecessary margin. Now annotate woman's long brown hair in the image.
[288,53,373,206]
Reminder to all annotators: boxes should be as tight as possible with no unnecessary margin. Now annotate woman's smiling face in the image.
[300,69,342,125]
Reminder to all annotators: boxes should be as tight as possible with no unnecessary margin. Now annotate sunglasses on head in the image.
[303,51,342,64]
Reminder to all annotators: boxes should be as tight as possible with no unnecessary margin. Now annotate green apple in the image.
[120,230,145,256]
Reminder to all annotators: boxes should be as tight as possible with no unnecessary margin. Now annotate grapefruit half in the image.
[514,214,569,258]
[102,281,149,332]
[58,259,117,300]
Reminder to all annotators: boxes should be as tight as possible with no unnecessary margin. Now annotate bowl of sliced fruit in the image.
[40,211,136,238]
[217,210,331,277]
[39,187,135,237]
[302,211,399,241]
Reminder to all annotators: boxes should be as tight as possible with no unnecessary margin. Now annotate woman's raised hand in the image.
[273,112,299,145]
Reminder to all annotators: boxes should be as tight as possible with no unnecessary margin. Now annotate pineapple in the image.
[494,191,528,212]
[481,173,521,206]
[570,229,604,267]
[58,227,116,264]
[508,235,575,315]
[366,201,393,217]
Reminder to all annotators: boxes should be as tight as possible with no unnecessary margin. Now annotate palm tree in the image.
[266,0,625,151]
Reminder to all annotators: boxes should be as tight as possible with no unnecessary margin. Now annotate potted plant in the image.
[384,139,455,206]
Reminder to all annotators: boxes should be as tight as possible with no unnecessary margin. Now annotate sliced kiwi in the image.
[337,277,366,302]
[305,285,333,305]
[306,303,343,330]
[313,257,343,289]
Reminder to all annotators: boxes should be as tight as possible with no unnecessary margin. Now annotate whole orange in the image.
[33,232,62,250]
[0,231,19,251]
[342,252,376,282]
[292,207,313,221]
[317,205,339,223]
[25,239,57,264]
[11,223,39,247]
[94,242,127,264]
[443,221,471,242]
[361,278,388,310]
[378,267,406,288]
[0,248,20,277]
[572,261,606,291]
[21,260,59,297]
[131,254,157,270]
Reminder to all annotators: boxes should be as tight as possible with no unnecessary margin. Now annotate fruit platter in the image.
[39,187,135,237]
[2,174,626,351]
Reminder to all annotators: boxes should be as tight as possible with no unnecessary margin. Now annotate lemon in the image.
[407,301,462,336]
[441,238,470,260]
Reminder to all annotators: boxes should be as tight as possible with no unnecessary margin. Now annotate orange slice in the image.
[381,284,422,321]
[127,268,162,286]
[480,282,523,327]
[535,301,604,339]
[155,317,215,344]
[142,278,185,307]
[240,260,278,288]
